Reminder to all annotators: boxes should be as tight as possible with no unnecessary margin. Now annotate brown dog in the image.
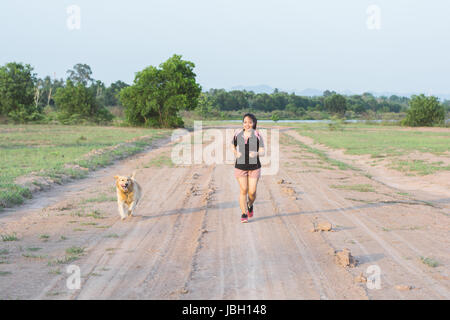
[114,171,142,220]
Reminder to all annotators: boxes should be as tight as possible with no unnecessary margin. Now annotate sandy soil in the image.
[0,128,448,300]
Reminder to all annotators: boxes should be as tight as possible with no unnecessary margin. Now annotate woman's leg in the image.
[237,176,249,214]
[247,177,259,208]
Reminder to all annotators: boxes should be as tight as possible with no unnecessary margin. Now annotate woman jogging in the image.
[231,113,265,223]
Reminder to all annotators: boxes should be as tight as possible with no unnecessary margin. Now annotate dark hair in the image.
[243,113,257,130]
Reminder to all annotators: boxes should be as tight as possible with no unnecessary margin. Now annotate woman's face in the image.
[243,116,254,131]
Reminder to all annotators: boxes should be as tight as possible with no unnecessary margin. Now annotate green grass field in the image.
[293,123,450,156]
[0,124,172,209]
[292,123,450,175]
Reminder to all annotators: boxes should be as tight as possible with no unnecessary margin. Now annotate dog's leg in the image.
[118,201,127,220]
[128,201,137,217]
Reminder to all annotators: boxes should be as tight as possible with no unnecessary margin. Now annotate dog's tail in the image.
[131,170,137,180]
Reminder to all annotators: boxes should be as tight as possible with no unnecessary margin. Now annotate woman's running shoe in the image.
[247,204,254,218]
[241,213,248,223]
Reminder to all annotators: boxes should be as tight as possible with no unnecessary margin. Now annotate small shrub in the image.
[402,94,445,127]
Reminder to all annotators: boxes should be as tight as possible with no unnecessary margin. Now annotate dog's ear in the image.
[114,175,118,180]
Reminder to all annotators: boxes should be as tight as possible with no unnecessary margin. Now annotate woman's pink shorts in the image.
[234,168,261,179]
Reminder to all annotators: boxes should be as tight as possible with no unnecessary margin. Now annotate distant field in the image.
[291,123,450,175]
[292,123,450,156]
[0,125,171,209]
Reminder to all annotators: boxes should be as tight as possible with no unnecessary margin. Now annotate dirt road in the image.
[0,128,449,299]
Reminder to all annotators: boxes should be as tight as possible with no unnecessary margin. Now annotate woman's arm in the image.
[231,143,241,158]
[258,147,265,157]
[249,147,264,158]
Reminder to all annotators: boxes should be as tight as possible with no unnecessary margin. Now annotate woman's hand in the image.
[249,151,257,158]
[258,147,265,157]
[235,150,242,158]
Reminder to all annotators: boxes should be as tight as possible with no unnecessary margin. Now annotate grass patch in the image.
[27,247,42,252]
[1,233,19,242]
[280,133,356,171]
[301,161,336,170]
[0,185,32,209]
[80,222,98,226]
[22,253,46,259]
[81,194,116,204]
[48,269,62,275]
[71,209,105,219]
[330,184,375,192]
[145,154,175,168]
[0,124,171,209]
[420,256,439,268]
[40,234,50,240]
[85,210,105,219]
[47,255,79,266]
[48,247,84,266]
[390,159,450,176]
[70,211,85,218]
[104,234,119,238]
[65,246,84,255]
[0,249,9,255]
[0,271,12,276]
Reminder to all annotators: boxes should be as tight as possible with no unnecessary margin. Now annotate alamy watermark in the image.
[67,5,81,30]
[366,265,382,290]
[366,5,381,30]
[66,264,81,290]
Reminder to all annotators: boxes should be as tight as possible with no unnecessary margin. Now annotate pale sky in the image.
[1,0,449,94]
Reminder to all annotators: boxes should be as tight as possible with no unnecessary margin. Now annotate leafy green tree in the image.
[119,54,201,127]
[272,91,289,110]
[91,80,106,107]
[402,94,445,126]
[53,79,112,123]
[324,94,347,115]
[323,90,336,97]
[228,90,249,110]
[251,93,273,112]
[288,94,309,110]
[0,62,42,122]
[285,103,297,114]
[443,100,450,113]
[271,111,280,122]
[195,93,215,118]
[105,80,129,106]
[66,63,93,86]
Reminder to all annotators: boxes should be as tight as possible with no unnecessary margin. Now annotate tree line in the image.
[199,88,419,116]
[196,88,448,126]
[0,56,448,127]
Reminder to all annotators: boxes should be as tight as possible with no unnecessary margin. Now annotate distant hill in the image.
[230,84,274,94]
